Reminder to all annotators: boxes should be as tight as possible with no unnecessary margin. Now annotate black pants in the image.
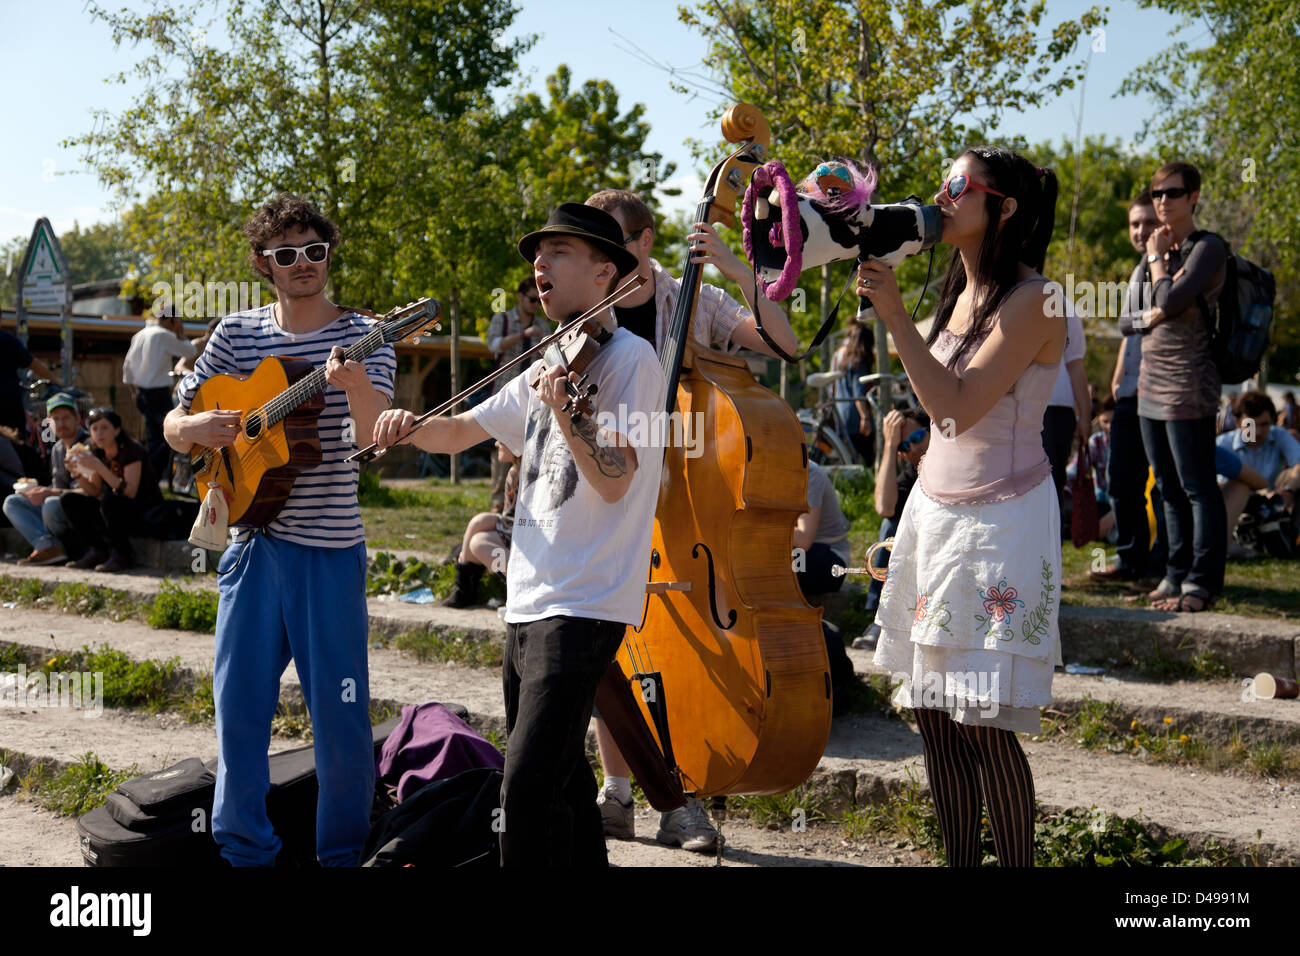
[500,615,626,868]
[136,386,175,481]
[60,491,145,556]
[1108,397,1167,578]
[1041,405,1076,534]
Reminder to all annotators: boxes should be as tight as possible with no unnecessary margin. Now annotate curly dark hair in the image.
[242,194,341,277]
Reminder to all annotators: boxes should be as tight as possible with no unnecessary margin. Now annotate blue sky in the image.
[0,0,1204,253]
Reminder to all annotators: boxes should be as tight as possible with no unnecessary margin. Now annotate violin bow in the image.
[347,273,647,463]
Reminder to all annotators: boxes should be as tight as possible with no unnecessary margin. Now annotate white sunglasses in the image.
[261,242,329,267]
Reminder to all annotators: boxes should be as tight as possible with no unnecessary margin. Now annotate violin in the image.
[526,313,609,424]
[596,104,832,828]
[348,275,645,462]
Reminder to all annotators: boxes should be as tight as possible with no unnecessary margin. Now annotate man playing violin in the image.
[583,188,802,852]
[372,203,666,867]
[163,194,396,867]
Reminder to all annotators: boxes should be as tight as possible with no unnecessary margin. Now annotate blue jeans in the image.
[2,493,73,552]
[212,533,373,866]
[866,516,900,612]
[1139,415,1226,598]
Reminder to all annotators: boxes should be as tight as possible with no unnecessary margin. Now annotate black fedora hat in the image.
[518,203,639,278]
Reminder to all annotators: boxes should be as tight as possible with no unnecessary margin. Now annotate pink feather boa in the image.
[741,161,802,302]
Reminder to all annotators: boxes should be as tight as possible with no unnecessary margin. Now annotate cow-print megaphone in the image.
[742,158,942,316]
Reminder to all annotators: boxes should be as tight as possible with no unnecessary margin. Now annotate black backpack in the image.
[1191,230,1276,385]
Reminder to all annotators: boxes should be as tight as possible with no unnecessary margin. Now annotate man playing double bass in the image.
[372,203,666,867]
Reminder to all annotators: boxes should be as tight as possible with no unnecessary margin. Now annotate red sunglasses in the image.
[939,174,1007,202]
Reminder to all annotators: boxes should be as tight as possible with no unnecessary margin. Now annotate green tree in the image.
[67,0,534,308]
[674,0,1106,375]
[1121,0,1300,381]
[1,220,148,309]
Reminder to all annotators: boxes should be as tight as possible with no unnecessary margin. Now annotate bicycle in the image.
[797,370,918,468]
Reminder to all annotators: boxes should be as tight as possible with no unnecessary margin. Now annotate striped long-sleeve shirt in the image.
[176,304,396,549]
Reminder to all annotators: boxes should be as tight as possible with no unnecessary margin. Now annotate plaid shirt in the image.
[648,259,747,356]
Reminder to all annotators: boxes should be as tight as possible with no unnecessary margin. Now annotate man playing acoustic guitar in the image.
[372,204,666,867]
[164,194,396,866]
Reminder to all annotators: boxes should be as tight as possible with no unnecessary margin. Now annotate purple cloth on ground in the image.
[376,702,505,803]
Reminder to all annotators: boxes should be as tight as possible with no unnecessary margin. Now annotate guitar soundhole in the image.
[244,413,262,441]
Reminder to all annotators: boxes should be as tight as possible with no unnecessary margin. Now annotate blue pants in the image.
[212,533,373,867]
[2,493,73,552]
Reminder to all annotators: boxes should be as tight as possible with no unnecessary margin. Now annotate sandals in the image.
[1152,591,1215,613]
[1174,593,1213,613]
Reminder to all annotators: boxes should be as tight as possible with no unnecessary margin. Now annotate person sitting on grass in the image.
[2,394,88,565]
[1216,391,1300,554]
[60,408,166,572]
[441,441,520,608]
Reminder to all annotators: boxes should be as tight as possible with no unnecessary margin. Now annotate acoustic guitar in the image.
[187,299,440,527]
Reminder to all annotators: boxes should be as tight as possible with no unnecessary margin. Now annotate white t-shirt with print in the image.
[470,326,667,626]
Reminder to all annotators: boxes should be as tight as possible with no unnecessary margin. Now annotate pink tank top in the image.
[918,277,1061,505]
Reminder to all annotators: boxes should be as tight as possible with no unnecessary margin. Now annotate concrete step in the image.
[7,554,1298,686]
[0,527,220,576]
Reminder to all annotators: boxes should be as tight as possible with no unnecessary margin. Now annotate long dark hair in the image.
[925,146,1058,368]
[837,321,875,370]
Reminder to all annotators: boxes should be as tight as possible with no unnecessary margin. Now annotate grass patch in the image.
[729,784,830,829]
[50,582,137,621]
[33,752,138,817]
[360,475,492,556]
[837,767,1231,866]
[0,576,45,606]
[81,646,182,712]
[146,580,218,633]
[392,628,501,669]
[1037,695,1300,780]
[1061,544,1300,620]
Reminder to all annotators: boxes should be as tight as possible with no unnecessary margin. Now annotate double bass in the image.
[598,105,831,807]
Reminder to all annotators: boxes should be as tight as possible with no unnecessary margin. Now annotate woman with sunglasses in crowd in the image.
[857,146,1064,867]
[61,408,165,571]
[1123,162,1227,613]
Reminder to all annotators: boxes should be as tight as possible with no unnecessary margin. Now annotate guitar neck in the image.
[264,325,385,426]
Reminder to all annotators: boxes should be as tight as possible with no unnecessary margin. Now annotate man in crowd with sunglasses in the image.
[373,203,666,867]
[163,194,397,866]
[485,277,549,512]
[856,404,930,648]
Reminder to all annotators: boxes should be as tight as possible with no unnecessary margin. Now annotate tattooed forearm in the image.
[568,415,628,478]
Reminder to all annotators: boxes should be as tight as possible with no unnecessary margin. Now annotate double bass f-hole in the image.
[691,542,737,630]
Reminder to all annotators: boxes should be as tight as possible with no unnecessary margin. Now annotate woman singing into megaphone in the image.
[856,146,1066,868]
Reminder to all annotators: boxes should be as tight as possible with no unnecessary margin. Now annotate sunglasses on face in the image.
[898,427,927,452]
[261,242,329,268]
[524,295,540,305]
[1150,187,1190,201]
[939,174,1007,203]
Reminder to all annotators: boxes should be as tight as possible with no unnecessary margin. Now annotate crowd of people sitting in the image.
[0,306,210,571]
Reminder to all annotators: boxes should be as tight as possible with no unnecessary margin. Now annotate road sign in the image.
[18,219,68,310]
[14,217,74,384]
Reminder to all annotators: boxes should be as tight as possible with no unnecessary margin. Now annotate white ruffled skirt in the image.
[872,474,1063,733]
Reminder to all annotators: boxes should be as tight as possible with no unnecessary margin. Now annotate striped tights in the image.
[912,707,1036,867]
